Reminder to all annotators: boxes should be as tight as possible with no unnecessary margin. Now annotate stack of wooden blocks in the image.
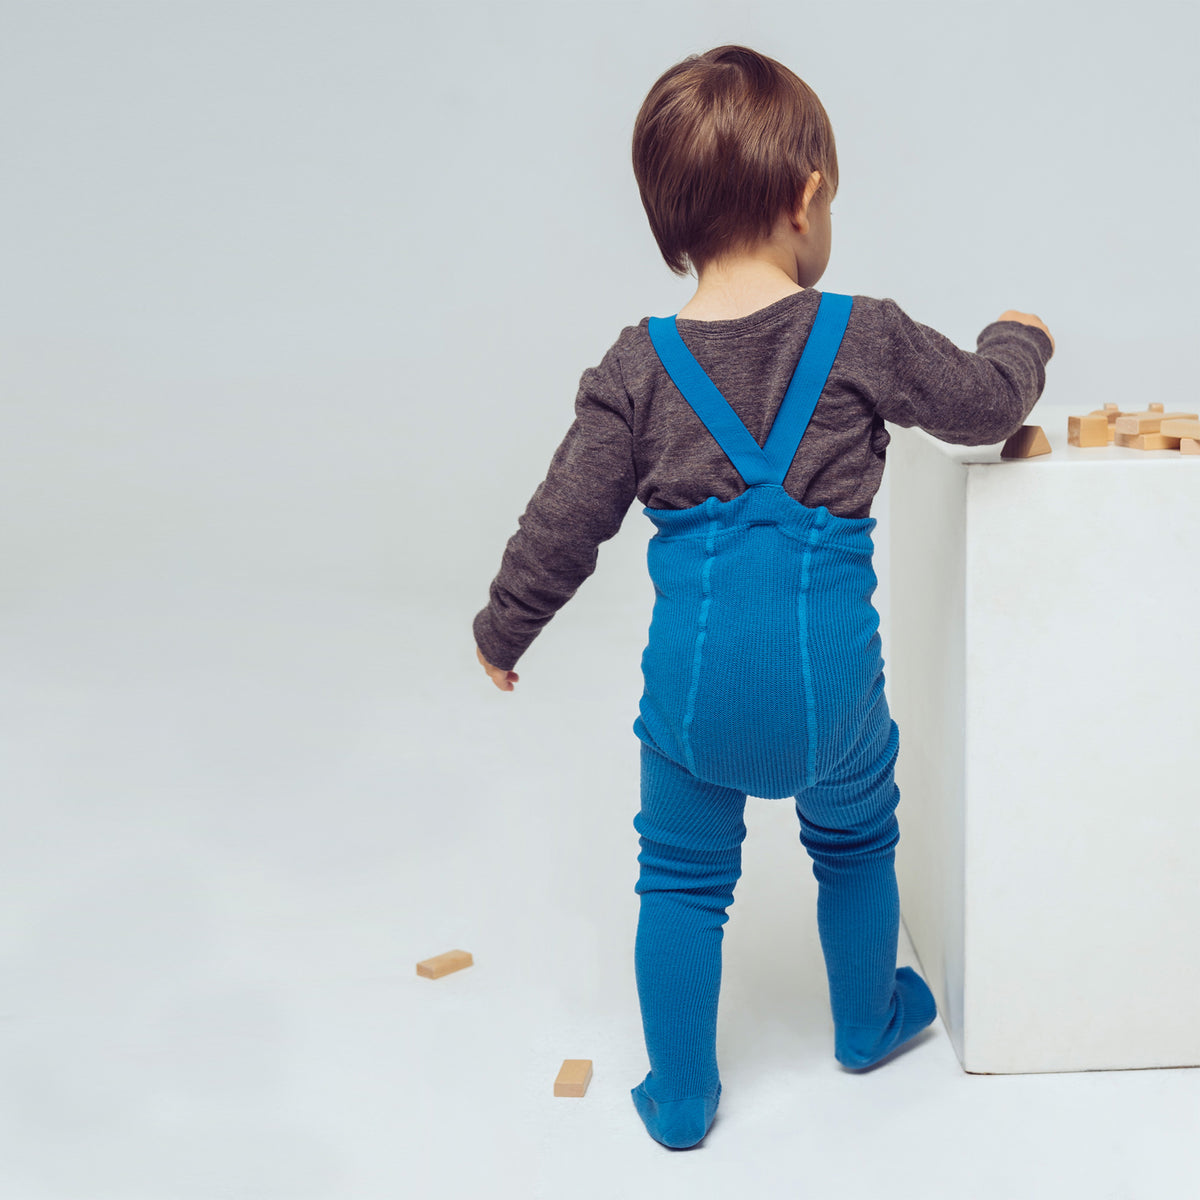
[1000,402,1200,459]
[1068,402,1200,452]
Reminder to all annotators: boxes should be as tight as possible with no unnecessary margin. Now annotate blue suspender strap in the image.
[646,315,775,484]
[761,291,852,483]
[646,291,853,487]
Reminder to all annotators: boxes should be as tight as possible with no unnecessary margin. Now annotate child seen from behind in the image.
[473,44,1054,1150]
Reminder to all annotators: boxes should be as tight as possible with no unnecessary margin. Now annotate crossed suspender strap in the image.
[646,291,853,487]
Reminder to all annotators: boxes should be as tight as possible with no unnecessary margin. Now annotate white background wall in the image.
[4,0,1197,672]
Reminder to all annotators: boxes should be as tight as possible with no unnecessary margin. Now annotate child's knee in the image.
[634,835,743,897]
[795,806,898,859]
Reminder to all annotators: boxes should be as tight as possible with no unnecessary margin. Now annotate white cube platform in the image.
[887,402,1200,1074]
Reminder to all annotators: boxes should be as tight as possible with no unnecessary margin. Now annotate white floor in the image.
[2,582,1198,1200]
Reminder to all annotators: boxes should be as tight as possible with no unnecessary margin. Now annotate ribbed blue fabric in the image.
[629,294,937,1149]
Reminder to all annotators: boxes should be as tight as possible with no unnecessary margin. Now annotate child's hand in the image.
[476,645,519,691]
[996,309,1055,354]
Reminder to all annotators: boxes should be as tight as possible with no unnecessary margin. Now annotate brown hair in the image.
[631,44,839,278]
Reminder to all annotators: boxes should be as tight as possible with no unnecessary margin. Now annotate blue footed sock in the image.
[835,965,938,1070]
[631,1077,722,1150]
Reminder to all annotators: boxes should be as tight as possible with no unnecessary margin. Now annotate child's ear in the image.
[797,170,822,219]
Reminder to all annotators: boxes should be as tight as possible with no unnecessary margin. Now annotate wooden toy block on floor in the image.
[554,1059,593,1097]
[1000,425,1052,458]
[416,949,474,979]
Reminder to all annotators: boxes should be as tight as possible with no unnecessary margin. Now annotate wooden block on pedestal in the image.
[1114,410,1198,436]
[1159,418,1200,440]
[1087,404,1129,443]
[1068,413,1109,447]
[1114,431,1181,451]
[1000,425,1052,459]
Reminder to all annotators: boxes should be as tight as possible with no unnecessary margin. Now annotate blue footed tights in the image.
[630,726,938,1150]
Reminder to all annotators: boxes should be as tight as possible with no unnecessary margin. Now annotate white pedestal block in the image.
[888,402,1200,1074]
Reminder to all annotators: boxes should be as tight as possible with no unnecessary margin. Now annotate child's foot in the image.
[630,1075,721,1149]
[835,965,938,1071]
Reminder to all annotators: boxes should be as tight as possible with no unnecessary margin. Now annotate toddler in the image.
[473,44,1054,1150]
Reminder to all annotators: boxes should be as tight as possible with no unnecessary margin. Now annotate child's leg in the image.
[631,738,747,1148]
[795,712,937,1070]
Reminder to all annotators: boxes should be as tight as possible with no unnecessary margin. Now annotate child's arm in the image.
[473,340,637,685]
[862,298,1055,446]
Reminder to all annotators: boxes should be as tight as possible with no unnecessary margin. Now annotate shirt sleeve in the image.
[473,342,638,672]
[868,298,1055,445]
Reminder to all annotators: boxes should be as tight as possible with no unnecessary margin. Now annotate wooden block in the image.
[1000,424,1052,458]
[416,949,474,979]
[1079,406,1132,442]
[1182,438,1200,455]
[1068,413,1109,447]
[1105,405,1128,440]
[554,1059,593,1097]
[1114,431,1181,451]
[1113,410,1198,435]
[1100,406,1135,441]
[1160,418,1200,440]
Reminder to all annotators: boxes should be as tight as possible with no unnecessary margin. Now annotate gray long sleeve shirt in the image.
[473,288,1054,671]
